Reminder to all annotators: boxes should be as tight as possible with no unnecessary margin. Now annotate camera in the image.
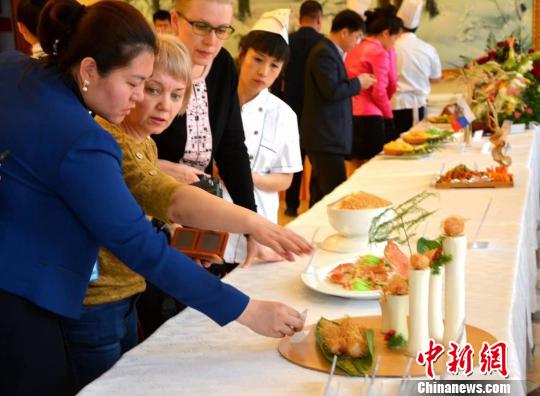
[190,174,223,198]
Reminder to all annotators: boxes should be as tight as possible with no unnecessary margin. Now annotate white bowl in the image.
[327,200,392,237]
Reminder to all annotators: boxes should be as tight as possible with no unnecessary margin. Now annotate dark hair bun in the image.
[38,0,85,57]
[36,0,155,76]
[364,5,402,35]
[364,5,397,24]
[363,9,375,21]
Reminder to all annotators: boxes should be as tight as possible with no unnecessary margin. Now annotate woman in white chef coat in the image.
[224,9,303,264]
[393,0,442,134]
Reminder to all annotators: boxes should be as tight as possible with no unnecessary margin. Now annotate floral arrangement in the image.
[464,36,540,125]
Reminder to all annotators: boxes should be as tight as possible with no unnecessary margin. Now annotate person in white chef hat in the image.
[392,0,442,134]
[222,9,303,265]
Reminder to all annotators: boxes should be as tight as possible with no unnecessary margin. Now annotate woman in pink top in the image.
[345,6,402,160]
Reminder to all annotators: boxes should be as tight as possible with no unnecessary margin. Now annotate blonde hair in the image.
[175,0,233,14]
[155,34,192,115]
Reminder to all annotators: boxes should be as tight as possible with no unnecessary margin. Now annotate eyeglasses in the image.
[176,12,235,40]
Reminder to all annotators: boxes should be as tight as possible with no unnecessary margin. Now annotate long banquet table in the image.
[81,130,539,396]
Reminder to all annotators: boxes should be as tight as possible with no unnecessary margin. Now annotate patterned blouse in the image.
[180,76,213,171]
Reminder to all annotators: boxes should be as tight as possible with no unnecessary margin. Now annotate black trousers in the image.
[137,262,238,338]
[307,152,346,208]
[136,282,186,338]
[285,150,305,212]
[393,107,426,135]
[0,289,77,396]
[352,116,386,160]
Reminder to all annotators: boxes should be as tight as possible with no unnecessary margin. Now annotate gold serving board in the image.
[278,316,496,377]
[435,180,514,189]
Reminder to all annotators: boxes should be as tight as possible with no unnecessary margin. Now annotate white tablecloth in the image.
[81,131,539,396]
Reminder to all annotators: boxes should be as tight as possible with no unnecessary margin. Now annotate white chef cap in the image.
[397,0,423,29]
[250,8,290,44]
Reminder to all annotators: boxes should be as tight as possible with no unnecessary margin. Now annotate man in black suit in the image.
[301,9,376,207]
[283,1,324,217]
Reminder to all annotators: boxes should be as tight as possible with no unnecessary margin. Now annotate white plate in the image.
[301,258,382,300]
[379,153,431,160]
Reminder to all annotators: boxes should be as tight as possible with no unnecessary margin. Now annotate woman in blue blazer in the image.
[0,1,306,394]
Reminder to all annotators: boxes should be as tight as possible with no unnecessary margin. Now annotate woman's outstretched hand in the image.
[246,215,313,262]
[236,299,305,338]
[243,237,284,268]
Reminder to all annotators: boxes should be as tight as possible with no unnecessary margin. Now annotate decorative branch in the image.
[368,192,437,246]
[487,100,513,166]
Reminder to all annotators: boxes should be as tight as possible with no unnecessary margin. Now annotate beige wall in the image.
[535,0,540,50]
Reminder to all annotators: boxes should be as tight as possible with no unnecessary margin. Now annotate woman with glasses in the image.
[153,1,257,251]
[154,0,246,193]
[345,6,403,163]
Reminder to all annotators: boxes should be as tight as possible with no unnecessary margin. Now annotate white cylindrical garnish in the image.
[408,269,430,357]
[387,294,409,340]
[380,298,390,333]
[428,268,444,342]
[443,235,467,346]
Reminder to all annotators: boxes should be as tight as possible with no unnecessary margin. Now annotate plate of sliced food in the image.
[278,316,376,376]
[401,128,454,145]
[301,241,409,299]
[278,315,497,377]
[435,164,513,188]
[381,139,436,159]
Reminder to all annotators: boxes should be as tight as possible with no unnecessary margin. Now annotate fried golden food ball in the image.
[443,216,465,237]
[410,253,430,270]
[386,274,409,295]
[319,317,368,358]
[319,319,345,355]
[341,318,369,358]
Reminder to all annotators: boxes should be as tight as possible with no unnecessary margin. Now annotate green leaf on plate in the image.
[432,253,452,275]
[359,254,381,266]
[417,237,441,253]
[387,333,407,349]
[416,237,452,275]
[350,278,375,291]
[352,329,374,374]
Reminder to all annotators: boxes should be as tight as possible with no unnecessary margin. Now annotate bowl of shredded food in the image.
[328,192,392,236]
